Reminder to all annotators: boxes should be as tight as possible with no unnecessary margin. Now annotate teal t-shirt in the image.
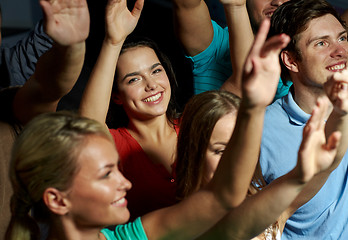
[101,217,148,240]
[187,20,292,101]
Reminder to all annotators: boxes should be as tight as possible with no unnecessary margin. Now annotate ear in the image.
[111,92,123,105]
[43,188,70,216]
[281,50,299,73]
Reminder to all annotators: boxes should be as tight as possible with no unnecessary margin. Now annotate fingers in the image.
[302,97,329,147]
[260,33,290,58]
[324,69,348,100]
[132,0,144,18]
[326,131,341,151]
[244,18,270,73]
[252,18,271,55]
[39,0,54,28]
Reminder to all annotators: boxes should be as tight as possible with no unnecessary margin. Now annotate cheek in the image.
[205,151,221,176]
[119,87,142,103]
[75,182,113,204]
[159,76,171,90]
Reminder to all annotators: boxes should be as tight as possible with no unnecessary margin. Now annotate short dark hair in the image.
[268,0,347,82]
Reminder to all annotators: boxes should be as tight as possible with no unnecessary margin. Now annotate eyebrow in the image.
[121,62,162,82]
[98,163,115,172]
[306,30,347,46]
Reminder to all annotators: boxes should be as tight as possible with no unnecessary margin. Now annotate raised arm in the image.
[198,96,341,239]
[171,0,214,56]
[141,19,290,240]
[1,20,53,88]
[219,0,254,97]
[12,0,90,125]
[79,0,143,126]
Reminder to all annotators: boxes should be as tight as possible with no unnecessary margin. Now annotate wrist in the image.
[221,2,246,8]
[238,104,266,118]
[239,99,268,114]
[103,36,125,48]
[331,107,348,118]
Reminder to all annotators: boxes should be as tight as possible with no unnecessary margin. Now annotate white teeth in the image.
[328,64,346,71]
[112,198,125,205]
[143,93,161,102]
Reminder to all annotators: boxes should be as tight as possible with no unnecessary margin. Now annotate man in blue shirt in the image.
[260,0,348,238]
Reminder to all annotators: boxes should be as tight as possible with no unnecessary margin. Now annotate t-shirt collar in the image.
[282,89,311,125]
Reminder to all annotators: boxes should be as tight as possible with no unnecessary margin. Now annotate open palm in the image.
[241,18,290,108]
[40,0,90,45]
[297,97,341,183]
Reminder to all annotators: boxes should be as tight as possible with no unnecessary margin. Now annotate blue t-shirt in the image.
[101,217,148,240]
[260,90,348,239]
[186,20,291,100]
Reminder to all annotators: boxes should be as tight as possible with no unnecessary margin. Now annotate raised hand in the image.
[324,69,348,116]
[39,0,90,46]
[296,97,341,183]
[241,18,290,108]
[105,0,144,46]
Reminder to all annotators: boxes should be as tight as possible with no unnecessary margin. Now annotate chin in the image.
[116,211,131,225]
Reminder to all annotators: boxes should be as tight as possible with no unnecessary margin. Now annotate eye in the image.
[339,35,347,42]
[315,41,326,47]
[127,77,139,84]
[214,149,225,155]
[102,171,112,179]
[152,68,162,74]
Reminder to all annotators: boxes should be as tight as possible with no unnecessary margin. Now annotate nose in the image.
[115,170,132,191]
[331,43,348,59]
[271,0,288,7]
[145,77,158,91]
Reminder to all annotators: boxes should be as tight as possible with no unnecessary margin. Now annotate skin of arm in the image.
[220,0,254,97]
[171,0,214,56]
[12,0,89,125]
[79,0,144,127]
[141,19,291,240]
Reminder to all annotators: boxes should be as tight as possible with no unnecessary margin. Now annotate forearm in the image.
[5,20,53,86]
[12,41,85,124]
[199,169,306,240]
[209,104,266,208]
[172,0,213,56]
[79,39,123,125]
[34,42,85,99]
[221,3,254,96]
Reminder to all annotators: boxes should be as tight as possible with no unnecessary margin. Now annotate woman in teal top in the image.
[5,1,341,240]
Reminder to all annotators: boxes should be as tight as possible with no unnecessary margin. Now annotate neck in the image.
[47,217,105,240]
[127,114,174,141]
[291,79,333,116]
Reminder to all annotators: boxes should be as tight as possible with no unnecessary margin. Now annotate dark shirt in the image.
[0,20,52,89]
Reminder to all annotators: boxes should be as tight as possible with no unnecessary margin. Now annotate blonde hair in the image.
[5,111,113,240]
